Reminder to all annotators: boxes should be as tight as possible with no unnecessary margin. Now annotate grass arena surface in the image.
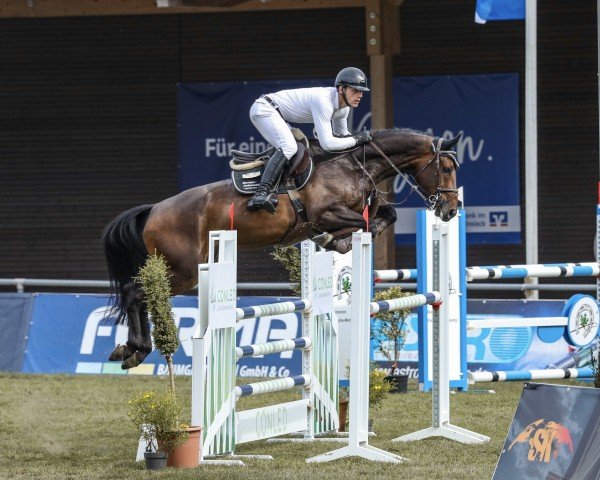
[0,372,592,479]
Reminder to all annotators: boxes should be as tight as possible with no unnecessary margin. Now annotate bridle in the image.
[368,137,460,211]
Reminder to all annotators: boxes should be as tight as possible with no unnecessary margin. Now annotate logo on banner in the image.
[335,266,352,304]
[205,136,270,158]
[489,211,508,227]
[508,419,574,463]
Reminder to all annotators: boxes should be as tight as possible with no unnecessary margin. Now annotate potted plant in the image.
[128,389,188,470]
[338,382,350,432]
[341,362,391,432]
[367,363,392,430]
[371,286,411,393]
[129,253,201,469]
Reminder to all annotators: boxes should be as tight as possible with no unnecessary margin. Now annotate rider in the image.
[247,67,373,214]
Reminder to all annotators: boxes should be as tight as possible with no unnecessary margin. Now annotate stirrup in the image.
[247,192,278,214]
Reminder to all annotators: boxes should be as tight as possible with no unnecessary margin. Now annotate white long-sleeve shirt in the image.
[267,87,357,151]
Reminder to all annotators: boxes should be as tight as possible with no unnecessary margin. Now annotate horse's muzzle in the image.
[435,206,457,222]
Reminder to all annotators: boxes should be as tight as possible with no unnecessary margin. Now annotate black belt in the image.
[261,95,281,113]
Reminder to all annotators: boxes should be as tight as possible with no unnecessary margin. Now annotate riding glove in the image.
[353,130,373,146]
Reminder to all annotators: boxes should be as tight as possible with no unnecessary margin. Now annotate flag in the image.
[362,205,369,231]
[475,0,525,24]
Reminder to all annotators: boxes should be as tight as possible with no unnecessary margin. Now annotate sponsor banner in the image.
[179,74,519,245]
[22,293,304,378]
[374,300,591,377]
[494,383,600,479]
[310,250,334,316]
[332,250,352,385]
[395,206,520,244]
[236,399,309,444]
[464,205,520,244]
[208,262,237,329]
[17,294,583,380]
[392,74,520,245]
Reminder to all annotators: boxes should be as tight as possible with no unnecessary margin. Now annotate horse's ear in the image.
[441,131,463,150]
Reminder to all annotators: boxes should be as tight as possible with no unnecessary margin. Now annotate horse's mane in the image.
[308,128,432,164]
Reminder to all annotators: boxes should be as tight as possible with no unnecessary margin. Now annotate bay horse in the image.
[102,128,461,369]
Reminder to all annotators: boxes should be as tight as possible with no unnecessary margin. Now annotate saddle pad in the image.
[231,160,313,195]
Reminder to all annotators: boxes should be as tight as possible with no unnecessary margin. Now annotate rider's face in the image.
[340,86,364,107]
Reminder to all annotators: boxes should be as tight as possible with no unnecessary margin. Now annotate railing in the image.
[0,278,595,294]
[0,278,293,293]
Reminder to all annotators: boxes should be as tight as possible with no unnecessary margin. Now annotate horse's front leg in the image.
[311,205,367,254]
[317,204,397,254]
[369,203,397,238]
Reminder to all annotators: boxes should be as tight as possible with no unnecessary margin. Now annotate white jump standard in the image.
[192,230,339,465]
[396,222,490,445]
[308,231,445,464]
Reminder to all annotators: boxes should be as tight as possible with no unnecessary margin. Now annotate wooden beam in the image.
[365,0,400,270]
[365,0,400,56]
[0,0,365,18]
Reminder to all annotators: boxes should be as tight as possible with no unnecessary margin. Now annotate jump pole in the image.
[394,221,489,444]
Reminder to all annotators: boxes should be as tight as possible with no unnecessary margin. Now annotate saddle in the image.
[230,128,313,195]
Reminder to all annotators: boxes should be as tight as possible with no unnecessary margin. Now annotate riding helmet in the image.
[335,67,370,92]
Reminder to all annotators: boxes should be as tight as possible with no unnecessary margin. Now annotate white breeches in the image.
[249,100,298,160]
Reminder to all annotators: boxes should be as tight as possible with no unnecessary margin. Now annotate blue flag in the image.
[475,0,525,23]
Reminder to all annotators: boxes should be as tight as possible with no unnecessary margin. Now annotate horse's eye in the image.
[443,167,453,174]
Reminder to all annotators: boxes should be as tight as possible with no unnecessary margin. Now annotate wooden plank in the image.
[0,0,365,18]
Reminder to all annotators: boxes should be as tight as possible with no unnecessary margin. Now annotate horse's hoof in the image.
[369,219,386,237]
[333,239,352,255]
[121,352,142,370]
[108,344,131,361]
[312,232,334,248]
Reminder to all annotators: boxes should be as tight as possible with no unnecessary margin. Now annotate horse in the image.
[102,128,461,369]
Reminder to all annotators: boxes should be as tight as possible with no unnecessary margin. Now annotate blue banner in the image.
[12,294,588,381]
[23,293,305,377]
[392,74,520,244]
[179,74,520,245]
[377,299,590,380]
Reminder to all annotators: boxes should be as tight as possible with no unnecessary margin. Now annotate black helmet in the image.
[335,67,369,92]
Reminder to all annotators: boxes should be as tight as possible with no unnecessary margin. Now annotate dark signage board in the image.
[494,382,600,479]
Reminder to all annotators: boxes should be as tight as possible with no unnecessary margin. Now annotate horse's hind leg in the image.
[113,282,150,370]
[122,303,153,370]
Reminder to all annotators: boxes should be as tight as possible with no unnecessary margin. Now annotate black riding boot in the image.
[247,149,288,214]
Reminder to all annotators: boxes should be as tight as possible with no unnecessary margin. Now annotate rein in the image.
[364,137,460,211]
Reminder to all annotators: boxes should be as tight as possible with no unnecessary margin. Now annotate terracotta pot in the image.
[338,398,349,432]
[160,426,202,468]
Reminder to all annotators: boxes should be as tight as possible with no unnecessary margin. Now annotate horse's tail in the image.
[101,204,153,324]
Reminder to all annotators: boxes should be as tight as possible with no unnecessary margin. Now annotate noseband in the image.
[368,137,460,211]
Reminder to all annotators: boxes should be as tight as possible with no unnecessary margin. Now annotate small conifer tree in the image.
[135,252,179,391]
